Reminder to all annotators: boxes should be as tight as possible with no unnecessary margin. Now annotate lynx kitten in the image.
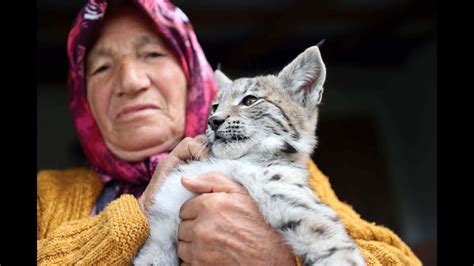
[134,46,365,266]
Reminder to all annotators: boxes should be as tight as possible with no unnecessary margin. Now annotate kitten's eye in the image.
[241,95,258,106]
[91,65,110,76]
[212,103,219,112]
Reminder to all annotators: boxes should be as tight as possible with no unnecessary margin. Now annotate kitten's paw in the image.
[320,250,365,266]
[304,249,365,266]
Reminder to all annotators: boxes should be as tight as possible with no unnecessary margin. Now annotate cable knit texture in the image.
[37,162,421,265]
[37,168,149,265]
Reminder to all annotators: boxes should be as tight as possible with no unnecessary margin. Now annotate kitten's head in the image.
[206,46,326,160]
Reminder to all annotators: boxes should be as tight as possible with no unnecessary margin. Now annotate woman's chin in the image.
[107,133,182,162]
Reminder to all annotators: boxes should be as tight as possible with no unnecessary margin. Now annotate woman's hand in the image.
[177,172,296,266]
[138,135,208,214]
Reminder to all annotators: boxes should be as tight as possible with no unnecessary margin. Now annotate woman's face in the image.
[86,7,187,162]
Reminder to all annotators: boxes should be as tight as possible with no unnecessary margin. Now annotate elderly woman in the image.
[37,0,421,265]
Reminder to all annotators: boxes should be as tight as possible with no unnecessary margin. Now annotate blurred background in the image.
[37,0,436,264]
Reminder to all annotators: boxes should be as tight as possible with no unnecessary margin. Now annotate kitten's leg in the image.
[133,214,180,266]
[263,188,366,266]
[133,173,195,266]
[234,173,365,266]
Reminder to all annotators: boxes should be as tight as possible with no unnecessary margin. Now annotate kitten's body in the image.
[134,46,365,266]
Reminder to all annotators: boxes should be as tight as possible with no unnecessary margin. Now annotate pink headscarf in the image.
[67,0,217,207]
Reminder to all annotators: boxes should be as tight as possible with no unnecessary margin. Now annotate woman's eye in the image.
[212,103,219,112]
[91,65,110,75]
[241,95,258,106]
[146,52,162,59]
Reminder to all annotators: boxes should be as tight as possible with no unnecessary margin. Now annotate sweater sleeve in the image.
[38,194,149,265]
[37,169,150,265]
[295,160,422,266]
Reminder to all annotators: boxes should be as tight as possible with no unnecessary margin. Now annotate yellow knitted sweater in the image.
[37,160,421,265]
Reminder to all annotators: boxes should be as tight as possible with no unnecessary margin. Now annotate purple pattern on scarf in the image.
[67,0,217,215]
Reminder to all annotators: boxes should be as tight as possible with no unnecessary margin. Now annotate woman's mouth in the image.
[116,104,160,120]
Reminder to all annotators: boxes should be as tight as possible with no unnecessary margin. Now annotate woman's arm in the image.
[37,169,149,265]
[37,136,208,265]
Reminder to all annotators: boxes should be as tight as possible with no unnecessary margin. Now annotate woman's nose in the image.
[118,61,151,96]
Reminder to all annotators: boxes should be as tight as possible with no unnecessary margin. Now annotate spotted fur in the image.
[134,46,365,266]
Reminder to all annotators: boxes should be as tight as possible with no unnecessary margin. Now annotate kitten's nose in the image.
[208,115,226,131]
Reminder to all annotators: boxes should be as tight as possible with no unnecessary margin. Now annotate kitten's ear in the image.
[214,69,232,91]
[278,46,326,107]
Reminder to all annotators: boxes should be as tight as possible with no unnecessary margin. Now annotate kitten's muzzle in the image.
[208,115,226,131]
